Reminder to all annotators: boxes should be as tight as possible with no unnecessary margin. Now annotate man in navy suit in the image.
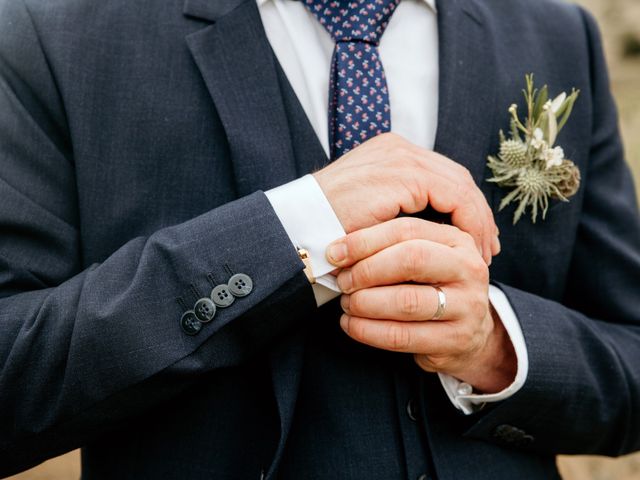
[0,0,639,478]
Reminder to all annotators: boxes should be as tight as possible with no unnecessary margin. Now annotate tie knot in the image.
[303,0,401,44]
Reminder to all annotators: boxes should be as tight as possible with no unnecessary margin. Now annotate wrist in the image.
[458,305,518,394]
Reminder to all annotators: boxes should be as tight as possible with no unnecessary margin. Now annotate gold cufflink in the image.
[297,247,316,284]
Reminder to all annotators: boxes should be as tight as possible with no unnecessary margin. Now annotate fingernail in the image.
[327,241,347,265]
[341,294,351,313]
[340,314,350,332]
[337,270,353,293]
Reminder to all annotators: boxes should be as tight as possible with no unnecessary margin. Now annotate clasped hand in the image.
[327,218,516,393]
[313,134,516,393]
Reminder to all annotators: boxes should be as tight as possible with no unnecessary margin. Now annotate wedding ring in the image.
[432,286,446,320]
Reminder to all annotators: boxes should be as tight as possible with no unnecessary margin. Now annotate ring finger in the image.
[341,284,460,321]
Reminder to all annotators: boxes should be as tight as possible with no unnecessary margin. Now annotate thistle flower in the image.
[487,74,581,224]
[499,139,528,167]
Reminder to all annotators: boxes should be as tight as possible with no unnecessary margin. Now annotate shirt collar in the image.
[257,0,437,13]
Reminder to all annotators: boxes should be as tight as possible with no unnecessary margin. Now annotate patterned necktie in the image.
[303,0,401,159]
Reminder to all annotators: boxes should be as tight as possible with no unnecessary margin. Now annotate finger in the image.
[384,151,488,260]
[341,284,463,321]
[327,217,474,268]
[415,171,492,264]
[340,314,463,355]
[491,233,501,257]
[414,150,497,263]
[336,239,466,293]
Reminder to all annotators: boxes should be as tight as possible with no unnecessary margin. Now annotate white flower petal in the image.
[544,146,565,169]
[534,128,544,141]
[550,93,567,114]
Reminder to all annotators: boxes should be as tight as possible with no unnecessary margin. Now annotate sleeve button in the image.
[211,284,235,307]
[194,298,216,323]
[180,310,203,335]
[228,273,253,297]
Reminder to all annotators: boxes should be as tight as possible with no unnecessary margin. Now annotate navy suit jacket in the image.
[0,0,639,478]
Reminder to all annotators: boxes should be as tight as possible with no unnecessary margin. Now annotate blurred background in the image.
[7,0,640,478]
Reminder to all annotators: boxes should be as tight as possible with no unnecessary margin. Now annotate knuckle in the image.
[469,293,489,320]
[394,150,419,173]
[453,324,475,353]
[406,178,428,211]
[402,242,427,278]
[353,260,373,287]
[454,182,473,209]
[345,231,365,260]
[472,259,490,283]
[386,324,411,350]
[456,229,476,248]
[463,168,475,186]
[398,287,421,316]
[380,131,402,147]
[397,217,419,242]
[349,291,364,315]
[385,131,400,141]
[351,319,368,341]
[462,254,488,281]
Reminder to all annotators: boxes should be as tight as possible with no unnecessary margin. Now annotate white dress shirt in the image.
[259,0,528,414]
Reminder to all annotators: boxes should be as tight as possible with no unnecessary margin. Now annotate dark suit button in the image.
[406,397,418,422]
[521,434,535,445]
[211,284,235,307]
[228,273,253,297]
[493,424,518,441]
[493,425,534,446]
[194,298,216,323]
[180,310,202,335]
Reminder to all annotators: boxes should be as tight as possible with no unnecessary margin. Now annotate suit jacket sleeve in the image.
[0,0,314,472]
[464,7,640,457]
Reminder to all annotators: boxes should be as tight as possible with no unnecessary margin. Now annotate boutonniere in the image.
[487,74,581,224]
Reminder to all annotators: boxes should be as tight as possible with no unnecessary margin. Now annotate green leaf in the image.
[513,192,531,224]
[531,198,539,223]
[533,85,548,121]
[499,186,522,211]
[547,109,558,146]
[557,89,580,132]
[553,96,570,119]
[509,119,522,141]
[540,195,550,220]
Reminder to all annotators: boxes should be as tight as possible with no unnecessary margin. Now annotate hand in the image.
[313,133,500,264]
[328,217,517,393]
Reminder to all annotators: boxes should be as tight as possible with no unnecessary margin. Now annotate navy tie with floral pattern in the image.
[303,0,401,159]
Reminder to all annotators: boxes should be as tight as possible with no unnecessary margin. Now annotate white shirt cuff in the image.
[265,174,346,306]
[438,284,529,414]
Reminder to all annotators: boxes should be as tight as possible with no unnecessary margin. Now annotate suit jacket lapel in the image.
[434,0,498,191]
[184,0,298,196]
